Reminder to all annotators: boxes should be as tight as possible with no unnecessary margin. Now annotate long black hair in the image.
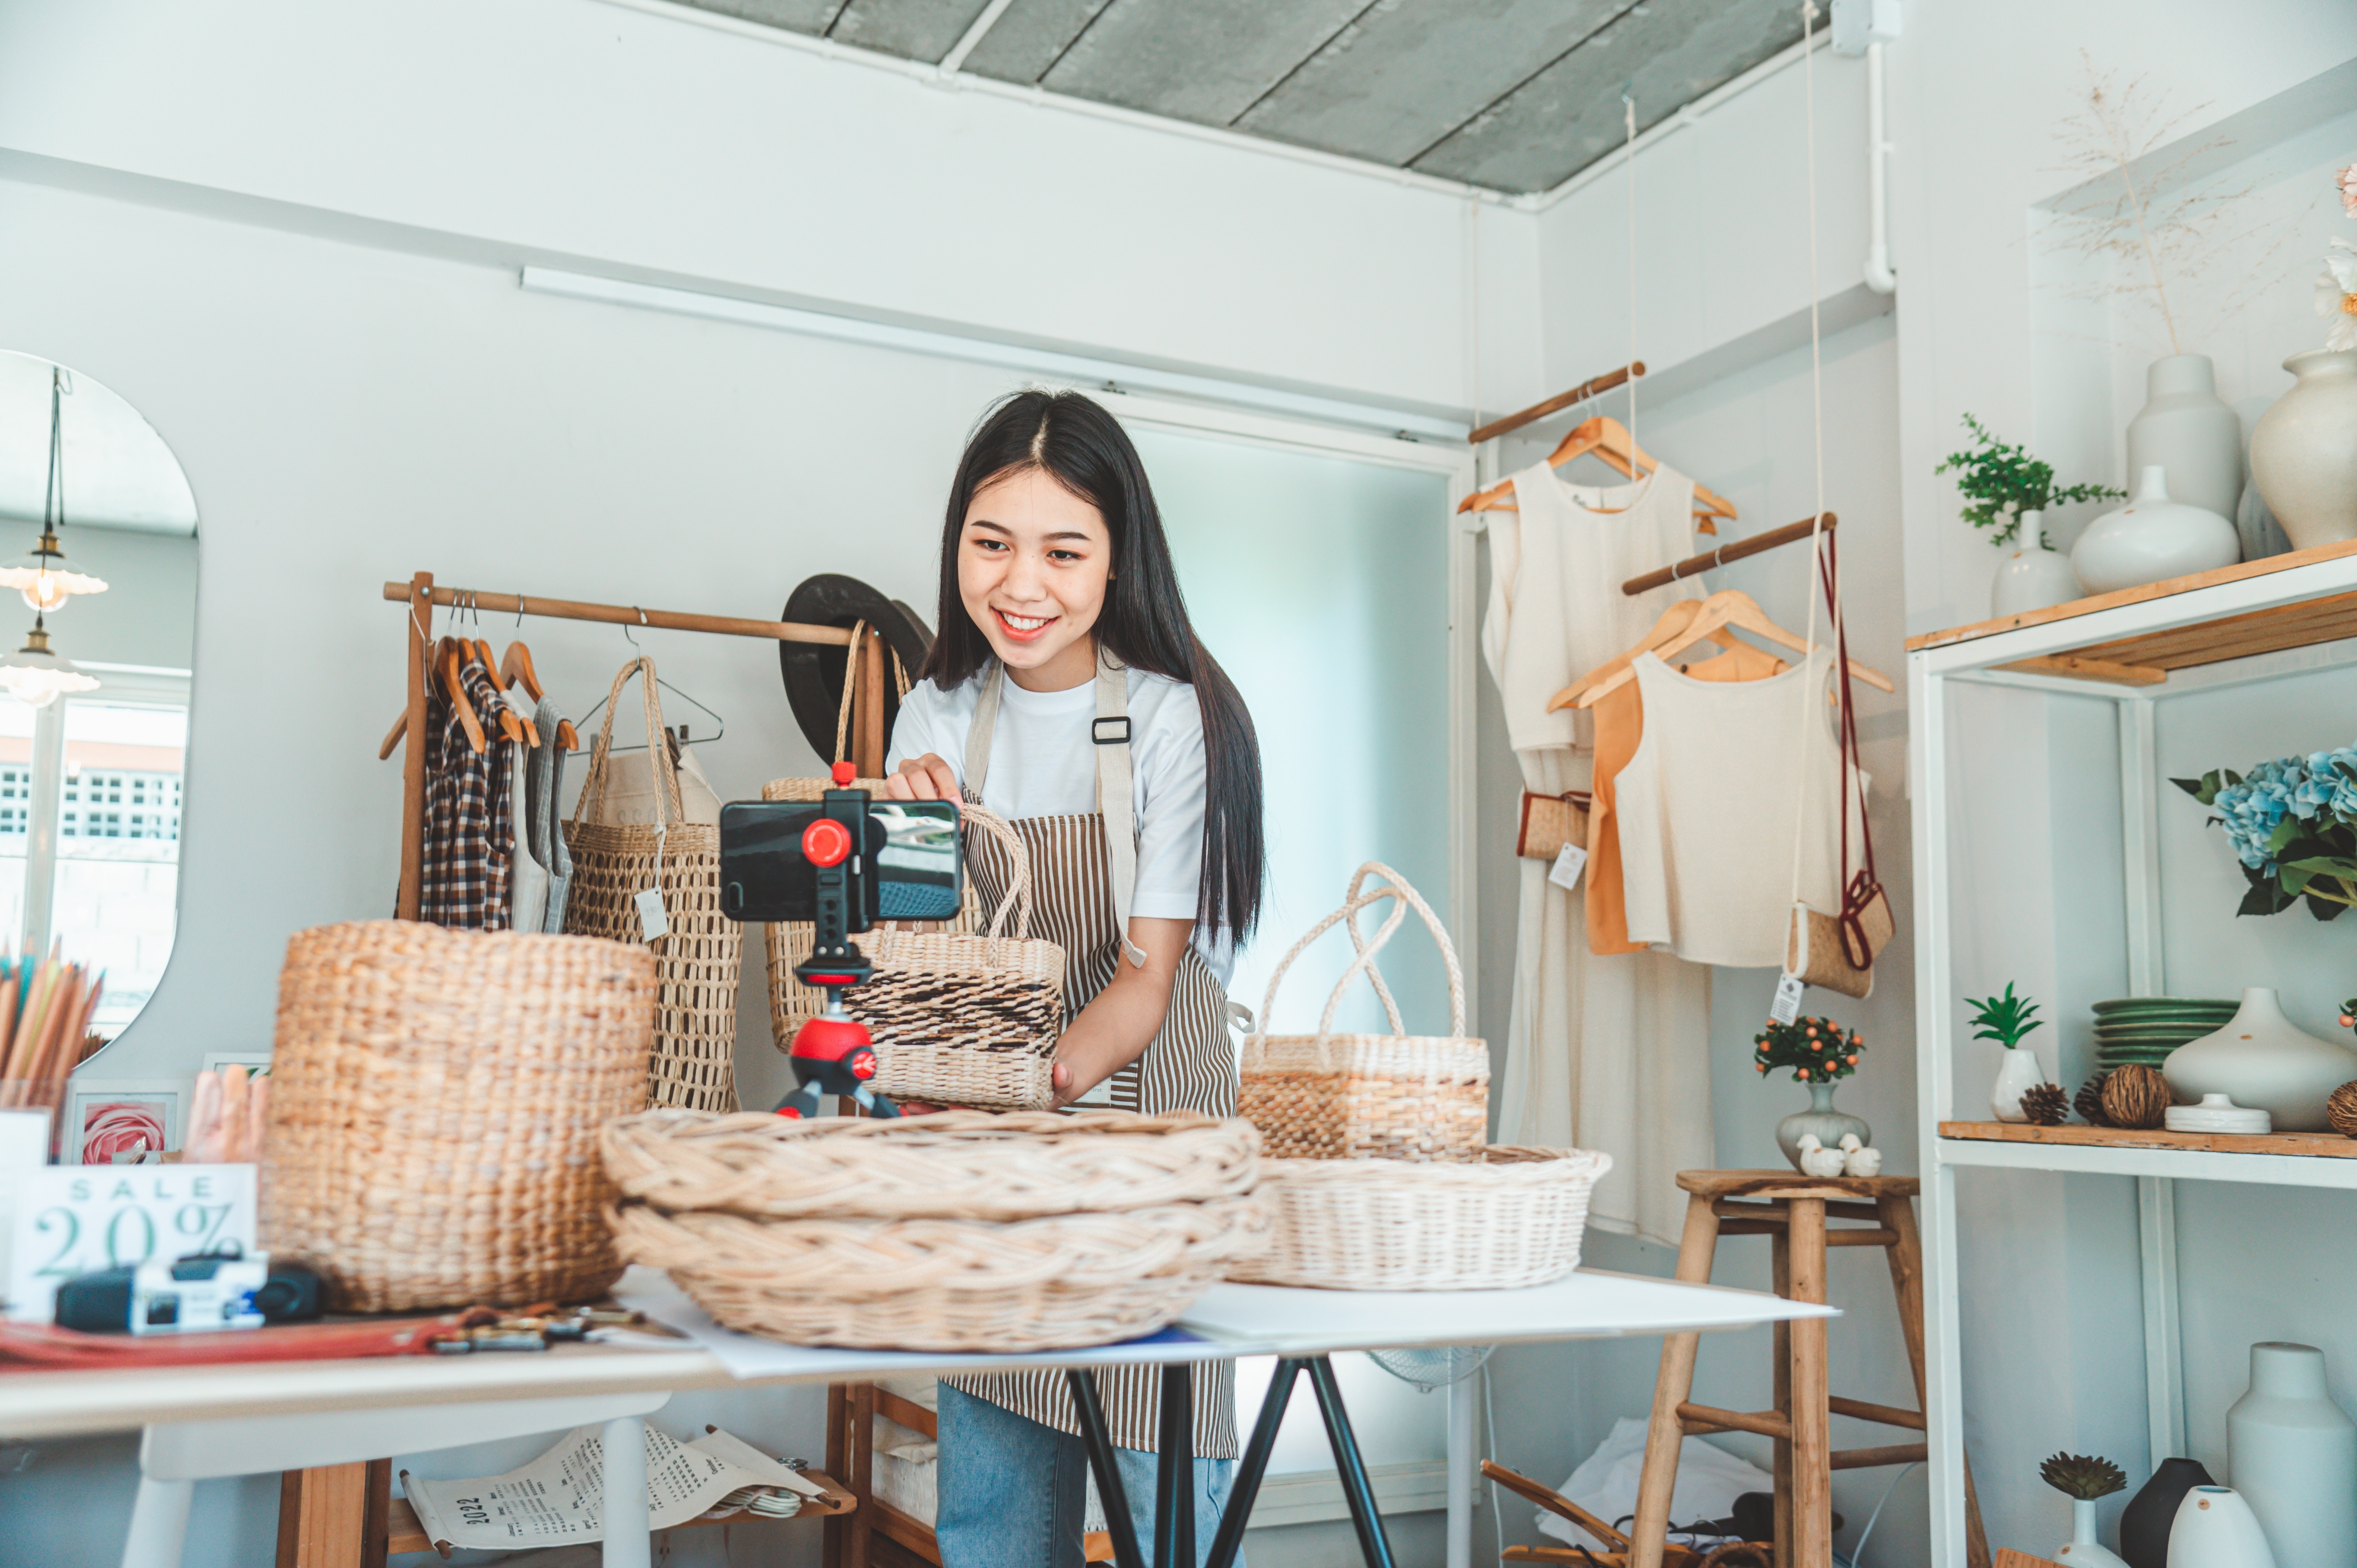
[922,389,1266,940]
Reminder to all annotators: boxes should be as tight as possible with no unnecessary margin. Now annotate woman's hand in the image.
[885,753,961,801]
[1048,919,1191,1108]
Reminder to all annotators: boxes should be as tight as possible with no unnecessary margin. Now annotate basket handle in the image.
[569,656,680,833]
[1342,862,1408,1037]
[959,803,1032,941]
[1248,863,1467,1058]
[830,620,867,765]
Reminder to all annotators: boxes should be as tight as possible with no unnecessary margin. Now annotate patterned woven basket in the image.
[603,1109,1267,1349]
[1239,863,1489,1161]
[850,805,1065,1111]
[1230,1146,1611,1291]
[261,920,657,1312]
[564,657,740,1112]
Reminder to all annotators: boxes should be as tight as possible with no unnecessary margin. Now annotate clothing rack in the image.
[382,571,890,921]
[1620,513,1838,596]
[1466,361,1645,445]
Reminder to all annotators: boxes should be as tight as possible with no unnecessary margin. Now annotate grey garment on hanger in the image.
[505,690,550,936]
[529,695,574,932]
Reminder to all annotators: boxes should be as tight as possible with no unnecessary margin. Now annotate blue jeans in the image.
[934,1383,1240,1568]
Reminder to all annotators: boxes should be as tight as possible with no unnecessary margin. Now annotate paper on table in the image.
[403,1423,793,1550]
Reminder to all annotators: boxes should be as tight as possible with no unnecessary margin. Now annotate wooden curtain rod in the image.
[1468,362,1645,446]
[379,582,852,645]
[1621,513,1837,595]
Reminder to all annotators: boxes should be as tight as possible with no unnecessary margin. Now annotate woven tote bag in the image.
[563,657,741,1112]
[261,920,657,1311]
[848,805,1067,1111]
[1239,862,1489,1162]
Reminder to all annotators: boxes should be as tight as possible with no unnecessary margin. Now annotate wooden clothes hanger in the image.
[1551,589,1891,711]
[500,639,576,750]
[1548,599,1726,712]
[1457,416,1736,532]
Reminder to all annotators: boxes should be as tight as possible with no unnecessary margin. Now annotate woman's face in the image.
[957,465,1113,689]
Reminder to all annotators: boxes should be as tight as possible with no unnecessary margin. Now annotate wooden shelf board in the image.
[1939,1121,2357,1158]
[1906,539,2357,662]
[387,1467,853,1556]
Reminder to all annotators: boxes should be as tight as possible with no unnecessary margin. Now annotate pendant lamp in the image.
[0,367,107,613]
[0,613,99,708]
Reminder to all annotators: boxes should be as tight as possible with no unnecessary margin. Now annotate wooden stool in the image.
[1626,1172,1989,1568]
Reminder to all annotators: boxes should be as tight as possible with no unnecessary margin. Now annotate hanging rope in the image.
[1623,92,1640,452]
[1786,0,1834,917]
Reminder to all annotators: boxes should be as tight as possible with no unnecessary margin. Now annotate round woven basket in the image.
[262,920,657,1312]
[1229,1146,1612,1291]
[603,1108,1267,1349]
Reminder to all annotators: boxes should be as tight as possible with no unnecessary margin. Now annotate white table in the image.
[0,1267,1834,1568]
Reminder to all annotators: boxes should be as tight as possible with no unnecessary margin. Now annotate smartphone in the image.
[717,798,962,925]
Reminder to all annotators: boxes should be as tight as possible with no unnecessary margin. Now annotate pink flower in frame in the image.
[81,1100,167,1164]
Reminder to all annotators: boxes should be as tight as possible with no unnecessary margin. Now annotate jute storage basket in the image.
[603,1109,1266,1349]
[564,657,740,1112]
[1232,1146,1611,1290]
[1239,863,1489,1161]
[261,920,657,1312]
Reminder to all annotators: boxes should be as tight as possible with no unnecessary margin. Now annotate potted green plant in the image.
[1753,1015,1868,1171]
[2042,1452,2130,1567]
[1967,982,2046,1122]
[1936,414,2124,617]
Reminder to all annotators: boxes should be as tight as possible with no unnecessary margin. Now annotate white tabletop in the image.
[0,1267,1834,1439]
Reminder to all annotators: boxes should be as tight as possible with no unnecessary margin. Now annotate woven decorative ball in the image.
[2100,1063,2171,1131]
[2327,1080,2357,1139]
[603,1109,1267,1350]
[262,920,657,1312]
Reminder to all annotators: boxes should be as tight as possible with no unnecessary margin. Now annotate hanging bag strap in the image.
[1817,534,1883,968]
[957,803,1034,945]
[569,656,680,835]
[830,620,869,765]
[1244,863,1469,1071]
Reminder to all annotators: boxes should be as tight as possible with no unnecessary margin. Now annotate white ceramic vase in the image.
[2168,1487,2276,1568]
[1991,510,2085,616]
[2227,1342,2357,1567]
[2127,353,2245,523]
[2073,466,2242,593]
[1991,1045,2044,1123]
[2163,988,2357,1133]
[2057,1498,2131,1567]
[2249,349,2357,549]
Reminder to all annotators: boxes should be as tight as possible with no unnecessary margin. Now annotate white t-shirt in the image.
[887,666,1231,983]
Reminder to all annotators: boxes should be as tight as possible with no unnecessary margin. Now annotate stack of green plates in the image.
[2090,997,2239,1068]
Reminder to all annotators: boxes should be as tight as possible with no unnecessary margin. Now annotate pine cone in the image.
[2040,1451,2126,1500]
[2329,1080,2357,1139]
[2101,1063,2171,1130]
[2076,1072,2113,1126]
[2020,1082,2069,1126]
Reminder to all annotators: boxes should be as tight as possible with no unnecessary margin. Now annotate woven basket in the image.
[1231,1146,1611,1291]
[261,920,657,1312]
[603,1108,1267,1349]
[1239,863,1489,1161]
[564,657,740,1113]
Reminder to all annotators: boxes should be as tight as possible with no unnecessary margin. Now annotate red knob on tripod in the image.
[801,816,853,868]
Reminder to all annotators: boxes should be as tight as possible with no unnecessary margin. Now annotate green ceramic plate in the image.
[2094,1025,2218,1041]
[2097,1050,2179,1065]
[2090,998,2238,1015]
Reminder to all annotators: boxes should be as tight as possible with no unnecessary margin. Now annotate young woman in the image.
[884,389,1264,1566]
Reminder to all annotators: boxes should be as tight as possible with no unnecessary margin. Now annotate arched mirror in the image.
[0,352,197,1046]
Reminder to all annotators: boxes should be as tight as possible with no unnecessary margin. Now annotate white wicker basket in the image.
[1230,1146,1611,1291]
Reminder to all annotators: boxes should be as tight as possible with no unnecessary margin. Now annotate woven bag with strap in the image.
[1240,862,1488,1162]
[563,656,741,1111]
[849,803,1067,1111]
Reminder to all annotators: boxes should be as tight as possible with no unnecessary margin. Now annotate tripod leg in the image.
[774,1084,825,1119]
[852,1088,901,1119]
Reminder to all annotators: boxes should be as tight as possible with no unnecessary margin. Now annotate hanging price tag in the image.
[1770,971,1806,1025]
[635,888,670,943]
[1546,842,1588,892]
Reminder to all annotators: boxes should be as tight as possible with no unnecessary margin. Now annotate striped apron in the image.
[945,649,1239,1458]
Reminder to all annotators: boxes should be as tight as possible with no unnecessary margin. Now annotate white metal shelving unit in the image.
[1908,540,2357,1568]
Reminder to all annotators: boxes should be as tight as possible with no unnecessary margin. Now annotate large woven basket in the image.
[1231,1146,1611,1291]
[603,1109,1265,1349]
[1239,863,1489,1161]
[564,657,740,1112]
[261,920,657,1311]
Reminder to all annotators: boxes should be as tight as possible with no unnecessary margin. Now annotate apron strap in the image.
[963,660,1005,800]
[1094,648,1147,969]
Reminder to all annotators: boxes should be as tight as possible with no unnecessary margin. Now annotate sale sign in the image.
[2,1164,258,1323]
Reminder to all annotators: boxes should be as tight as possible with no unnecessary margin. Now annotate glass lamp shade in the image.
[0,624,99,708]
[0,564,108,613]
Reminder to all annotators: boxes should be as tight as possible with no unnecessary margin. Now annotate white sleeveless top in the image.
[1613,647,1860,968]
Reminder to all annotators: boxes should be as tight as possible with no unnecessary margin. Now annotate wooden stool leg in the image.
[1771,1225,1792,1564]
[1628,1192,1723,1568]
[1878,1196,1990,1568]
[1786,1199,1830,1568]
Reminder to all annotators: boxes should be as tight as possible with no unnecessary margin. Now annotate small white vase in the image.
[1991,510,2085,616]
[2127,353,2245,523]
[2073,466,2242,593]
[2163,988,2357,1133]
[2168,1487,2277,1568]
[2057,1498,2131,1568]
[1992,1045,2045,1122]
[2227,1342,2357,1567]
[2249,349,2357,549]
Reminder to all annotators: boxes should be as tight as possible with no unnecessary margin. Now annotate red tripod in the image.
[776,765,899,1119]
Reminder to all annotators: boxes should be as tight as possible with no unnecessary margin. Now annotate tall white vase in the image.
[2249,349,2357,549]
[2057,1498,2131,1566]
[2168,1487,2276,1568]
[1991,509,2085,616]
[2227,1342,2357,1567]
[2072,466,2242,593]
[2127,353,2245,523]
[1991,1045,2044,1122]
[2163,987,2357,1132]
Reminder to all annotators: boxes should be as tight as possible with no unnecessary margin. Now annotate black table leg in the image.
[1154,1364,1195,1568]
[1068,1369,1148,1568]
[1309,1356,1398,1568]
[1205,1357,1304,1568]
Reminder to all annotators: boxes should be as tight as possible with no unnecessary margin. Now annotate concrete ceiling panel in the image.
[1234,0,1624,168]
[676,0,844,37]
[956,0,1116,84]
[830,0,999,61]
[1036,0,1377,126]
[1409,0,1802,191]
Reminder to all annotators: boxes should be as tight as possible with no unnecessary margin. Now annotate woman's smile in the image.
[992,607,1058,642]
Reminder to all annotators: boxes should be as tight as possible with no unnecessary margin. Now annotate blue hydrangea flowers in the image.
[2178,750,2357,918]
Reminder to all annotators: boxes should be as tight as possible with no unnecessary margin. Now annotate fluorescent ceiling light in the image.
[518,267,1466,443]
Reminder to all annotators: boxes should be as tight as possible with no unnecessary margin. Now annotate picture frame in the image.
[199,1052,272,1079]
[64,1078,184,1167]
